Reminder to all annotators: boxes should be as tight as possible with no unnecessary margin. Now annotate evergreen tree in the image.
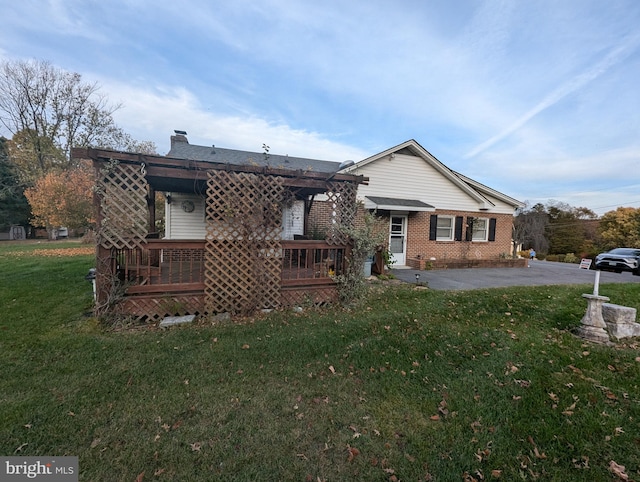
[0,137,31,230]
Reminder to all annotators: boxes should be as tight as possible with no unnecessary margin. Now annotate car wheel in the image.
[634,268,640,276]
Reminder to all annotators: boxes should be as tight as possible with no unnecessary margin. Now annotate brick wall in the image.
[406,210,514,261]
[308,201,514,261]
[307,200,333,238]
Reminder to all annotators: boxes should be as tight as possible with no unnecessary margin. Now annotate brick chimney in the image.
[171,130,188,148]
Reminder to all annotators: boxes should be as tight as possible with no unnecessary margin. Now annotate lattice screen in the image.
[95,161,149,250]
[204,170,284,315]
[324,181,358,245]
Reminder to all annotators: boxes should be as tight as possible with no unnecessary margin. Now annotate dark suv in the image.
[595,248,640,275]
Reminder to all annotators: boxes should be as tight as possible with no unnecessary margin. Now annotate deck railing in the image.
[281,240,348,285]
[111,239,348,294]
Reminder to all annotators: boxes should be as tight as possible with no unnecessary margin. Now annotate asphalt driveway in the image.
[390,259,640,291]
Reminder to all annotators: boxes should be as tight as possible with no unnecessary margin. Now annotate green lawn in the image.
[1,241,639,481]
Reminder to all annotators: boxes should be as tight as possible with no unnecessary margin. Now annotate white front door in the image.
[389,215,407,266]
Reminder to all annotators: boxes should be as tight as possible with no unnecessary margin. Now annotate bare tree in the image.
[0,59,155,183]
[513,202,550,254]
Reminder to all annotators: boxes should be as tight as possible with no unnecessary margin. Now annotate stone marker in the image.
[575,294,611,343]
[602,303,640,339]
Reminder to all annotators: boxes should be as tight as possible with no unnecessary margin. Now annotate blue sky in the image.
[3,0,640,214]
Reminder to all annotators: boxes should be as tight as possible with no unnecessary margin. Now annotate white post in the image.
[594,270,601,296]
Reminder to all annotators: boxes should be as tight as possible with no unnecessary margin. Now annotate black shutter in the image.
[488,218,497,242]
[429,215,437,240]
[454,216,464,241]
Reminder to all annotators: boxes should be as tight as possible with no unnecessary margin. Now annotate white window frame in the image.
[436,215,454,241]
[472,217,489,242]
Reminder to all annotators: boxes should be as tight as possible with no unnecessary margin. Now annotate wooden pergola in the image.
[73,147,366,321]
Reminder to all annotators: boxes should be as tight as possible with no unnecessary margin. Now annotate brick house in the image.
[333,139,524,268]
[165,136,523,270]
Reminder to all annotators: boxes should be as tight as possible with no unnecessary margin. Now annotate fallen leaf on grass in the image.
[135,472,144,482]
[347,446,360,462]
[533,446,546,459]
[154,468,165,476]
[90,438,101,448]
[241,344,250,349]
[14,443,28,453]
[475,448,491,462]
[528,436,546,459]
[470,420,482,432]
[462,471,479,482]
[609,460,629,480]
[562,402,576,416]
[190,442,202,452]
[491,469,502,478]
[430,414,440,421]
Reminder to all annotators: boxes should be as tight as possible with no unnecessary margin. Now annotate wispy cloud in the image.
[464,32,640,159]
[104,80,369,161]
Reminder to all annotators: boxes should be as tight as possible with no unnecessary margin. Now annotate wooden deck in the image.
[112,239,348,295]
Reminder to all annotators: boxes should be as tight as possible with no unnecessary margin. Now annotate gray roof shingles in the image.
[365,196,434,209]
[168,142,342,174]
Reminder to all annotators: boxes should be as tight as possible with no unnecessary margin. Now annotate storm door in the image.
[389,215,407,266]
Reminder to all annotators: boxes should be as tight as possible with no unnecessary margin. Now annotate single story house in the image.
[336,140,524,269]
[76,134,523,321]
[133,136,522,267]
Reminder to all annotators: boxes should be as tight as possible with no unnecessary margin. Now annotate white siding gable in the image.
[352,154,485,212]
[476,191,519,215]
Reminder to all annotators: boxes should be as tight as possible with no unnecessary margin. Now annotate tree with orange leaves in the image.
[24,161,94,238]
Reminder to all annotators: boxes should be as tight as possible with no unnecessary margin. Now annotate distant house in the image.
[73,133,365,321]
[334,139,524,268]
